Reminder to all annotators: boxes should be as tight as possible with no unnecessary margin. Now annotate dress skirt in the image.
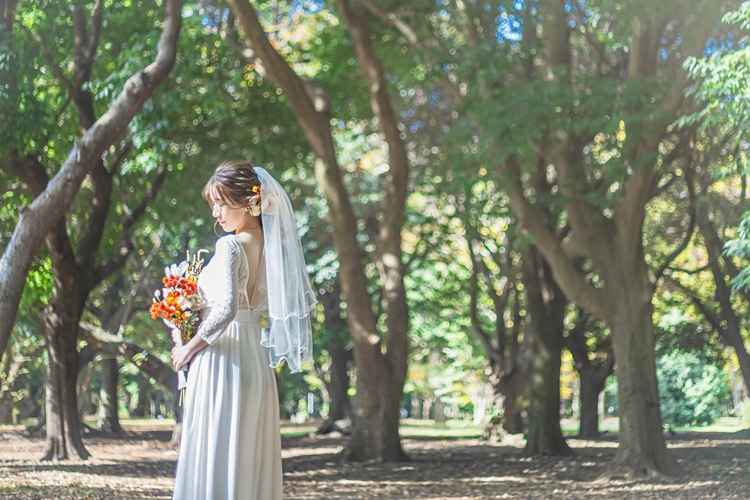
[173,310,283,500]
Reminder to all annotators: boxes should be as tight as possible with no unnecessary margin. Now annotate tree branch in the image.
[499,157,611,322]
[0,0,185,359]
[354,0,417,44]
[78,322,177,394]
[653,170,696,283]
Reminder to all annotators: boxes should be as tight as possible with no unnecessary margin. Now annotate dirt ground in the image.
[1,425,749,499]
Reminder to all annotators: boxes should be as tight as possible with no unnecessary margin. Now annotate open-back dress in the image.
[173,234,282,500]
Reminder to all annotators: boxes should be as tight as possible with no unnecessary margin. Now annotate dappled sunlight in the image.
[2,418,750,498]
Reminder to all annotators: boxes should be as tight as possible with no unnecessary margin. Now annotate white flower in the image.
[165,261,188,277]
[170,327,183,346]
[183,311,192,318]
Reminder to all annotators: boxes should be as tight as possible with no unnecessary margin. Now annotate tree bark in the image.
[607,260,681,477]
[318,345,352,434]
[579,372,602,438]
[0,0,184,361]
[43,314,90,460]
[131,375,151,418]
[97,355,124,435]
[522,248,571,456]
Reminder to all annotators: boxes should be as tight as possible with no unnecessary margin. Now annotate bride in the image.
[170,161,316,499]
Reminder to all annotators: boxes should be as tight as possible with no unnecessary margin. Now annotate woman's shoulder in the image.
[213,234,243,255]
[232,231,262,246]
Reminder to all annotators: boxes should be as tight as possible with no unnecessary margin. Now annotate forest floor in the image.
[1,420,749,499]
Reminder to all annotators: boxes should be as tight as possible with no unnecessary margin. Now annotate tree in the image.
[564,312,614,438]
[670,2,750,398]
[0,0,185,375]
[224,0,411,461]
[422,0,726,475]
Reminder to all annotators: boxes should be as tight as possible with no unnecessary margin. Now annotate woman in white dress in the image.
[170,161,316,500]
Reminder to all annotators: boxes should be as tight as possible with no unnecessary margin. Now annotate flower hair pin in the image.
[245,185,262,216]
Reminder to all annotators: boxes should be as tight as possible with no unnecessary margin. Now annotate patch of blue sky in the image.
[497,16,523,42]
[290,0,324,14]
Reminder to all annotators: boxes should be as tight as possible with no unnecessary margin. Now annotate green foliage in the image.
[724,211,750,291]
[657,351,730,428]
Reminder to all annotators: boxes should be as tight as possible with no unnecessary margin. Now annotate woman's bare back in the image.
[234,229,265,308]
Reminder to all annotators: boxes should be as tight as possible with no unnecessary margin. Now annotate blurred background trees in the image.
[2,0,750,478]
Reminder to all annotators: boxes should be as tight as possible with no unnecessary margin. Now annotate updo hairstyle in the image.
[202,160,261,214]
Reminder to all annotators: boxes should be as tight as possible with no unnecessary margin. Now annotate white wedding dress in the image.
[173,234,283,500]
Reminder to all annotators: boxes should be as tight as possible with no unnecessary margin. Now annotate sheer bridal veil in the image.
[255,166,316,373]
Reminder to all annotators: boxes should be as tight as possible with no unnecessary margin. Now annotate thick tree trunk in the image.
[97,356,124,435]
[522,249,571,456]
[335,0,410,463]
[227,0,409,462]
[43,320,89,460]
[340,344,386,461]
[608,265,680,477]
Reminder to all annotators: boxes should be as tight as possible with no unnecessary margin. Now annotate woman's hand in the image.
[171,344,194,371]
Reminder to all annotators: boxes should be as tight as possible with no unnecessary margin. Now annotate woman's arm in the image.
[171,237,243,369]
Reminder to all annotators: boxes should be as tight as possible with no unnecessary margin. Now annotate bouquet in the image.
[149,250,207,405]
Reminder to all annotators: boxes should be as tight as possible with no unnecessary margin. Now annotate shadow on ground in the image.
[1,426,749,499]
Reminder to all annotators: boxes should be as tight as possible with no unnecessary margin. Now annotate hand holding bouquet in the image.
[150,250,207,404]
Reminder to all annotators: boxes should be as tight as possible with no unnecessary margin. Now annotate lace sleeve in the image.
[197,237,243,345]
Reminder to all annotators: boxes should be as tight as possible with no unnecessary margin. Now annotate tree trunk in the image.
[0,391,12,424]
[502,390,524,435]
[335,0,410,463]
[227,0,409,462]
[608,264,681,477]
[522,248,571,456]
[566,317,614,439]
[340,344,387,461]
[131,374,150,418]
[318,345,352,434]
[97,355,124,435]
[578,369,601,438]
[77,361,96,419]
[43,320,89,460]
